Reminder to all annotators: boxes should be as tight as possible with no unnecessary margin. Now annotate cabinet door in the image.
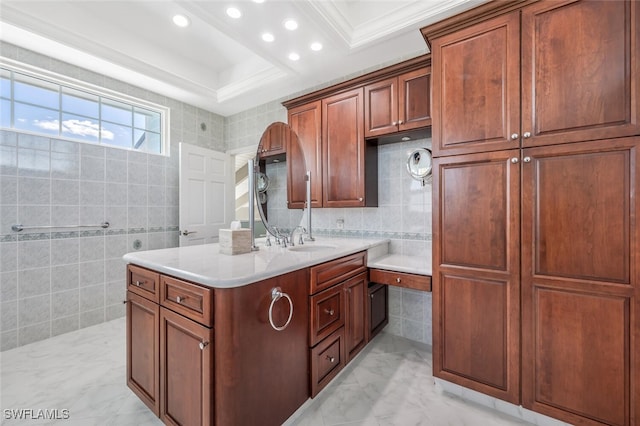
[126,291,160,416]
[364,77,398,137]
[160,307,213,426]
[287,101,322,208]
[398,67,431,132]
[322,88,370,207]
[431,12,520,157]
[521,0,640,148]
[432,149,521,404]
[344,272,368,362]
[521,137,640,426]
[258,122,287,158]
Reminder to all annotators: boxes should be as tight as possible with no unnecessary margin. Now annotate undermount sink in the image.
[288,244,338,252]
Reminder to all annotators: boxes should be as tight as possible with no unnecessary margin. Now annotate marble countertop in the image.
[124,236,390,289]
[367,246,432,276]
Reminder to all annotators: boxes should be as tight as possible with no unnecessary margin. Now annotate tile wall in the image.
[0,42,225,350]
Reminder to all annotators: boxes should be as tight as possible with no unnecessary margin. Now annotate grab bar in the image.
[11,222,110,232]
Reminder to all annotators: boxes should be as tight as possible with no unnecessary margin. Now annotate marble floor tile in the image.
[1,318,533,426]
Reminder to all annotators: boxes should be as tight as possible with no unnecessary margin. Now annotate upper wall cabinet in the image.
[425,0,640,157]
[258,121,288,159]
[364,68,431,138]
[283,55,429,208]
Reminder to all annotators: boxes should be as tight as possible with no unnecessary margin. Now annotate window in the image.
[0,64,167,154]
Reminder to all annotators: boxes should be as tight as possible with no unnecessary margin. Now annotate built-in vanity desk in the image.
[124,238,391,426]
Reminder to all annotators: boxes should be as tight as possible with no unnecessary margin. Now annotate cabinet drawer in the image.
[310,252,367,294]
[310,284,345,347]
[160,275,213,327]
[128,265,160,302]
[310,327,345,397]
[369,269,432,291]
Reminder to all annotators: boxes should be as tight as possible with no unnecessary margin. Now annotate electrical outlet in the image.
[336,219,344,229]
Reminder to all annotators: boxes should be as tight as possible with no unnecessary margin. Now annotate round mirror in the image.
[252,122,306,239]
[406,148,433,185]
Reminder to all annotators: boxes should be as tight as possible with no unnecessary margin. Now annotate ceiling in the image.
[0,0,486,117]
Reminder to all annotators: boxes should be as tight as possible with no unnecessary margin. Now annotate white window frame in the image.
[0,57,170,156]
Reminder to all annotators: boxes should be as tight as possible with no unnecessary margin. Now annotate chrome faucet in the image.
[289,226,307,247]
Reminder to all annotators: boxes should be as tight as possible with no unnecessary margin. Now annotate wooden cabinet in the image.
[160,307,213,426]
[287,101,322,208]
[258,121,287,159]
[322,88,377,207]
[308,252,368,396]
[428,0,640,157]
[431,150,521,404]
[127,266,213,426]
[520,137,640,426]
[126,291,160,416]
[364,68,431,138]
[344,272,367,362]
[424,2,640,423]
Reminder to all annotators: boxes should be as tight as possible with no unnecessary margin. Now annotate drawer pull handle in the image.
[135,280,143,287]
[396,277,401,283]
[176,296,187,304]
[199,341,209,350]
[324,308,334,316]
[326,355,335,363]
[269,287,294,332]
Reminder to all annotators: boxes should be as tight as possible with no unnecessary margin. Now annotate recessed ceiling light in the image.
[288,52,300,61]
[262,33,275,42]
[226,7,242,19]
[172,14,191,27]
[310,42,323,51]
[284,19,298,31]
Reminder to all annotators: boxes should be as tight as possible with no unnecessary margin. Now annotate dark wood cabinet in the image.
[160,307,213,426]
[126,291,160,416]
[431,150,521,404]
[322,88,377,207]
[344,272,367,362]
[424,2,640,423]
[258,121,287,159]
[428,0,640,157]
[308,252,368,396]
[287,101,322,209]
[520,137,640,426]
[364,68,431,138]
[368,283,388,340]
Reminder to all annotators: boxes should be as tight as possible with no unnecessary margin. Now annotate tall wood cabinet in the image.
[423,1,639,424]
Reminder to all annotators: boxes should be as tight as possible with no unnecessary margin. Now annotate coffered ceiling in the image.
[0,0,486,116]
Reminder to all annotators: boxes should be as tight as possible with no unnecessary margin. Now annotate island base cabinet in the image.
[126,291,160,416]
[160,307,213,426]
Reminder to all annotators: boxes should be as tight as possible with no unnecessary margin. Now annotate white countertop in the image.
[367,252,432,276]
[124,237,390,288]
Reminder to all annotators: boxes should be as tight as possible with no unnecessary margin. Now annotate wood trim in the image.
[420,0,537,48]
[310,251,367,294]
[282,54,430,109]
[369,268,432,291]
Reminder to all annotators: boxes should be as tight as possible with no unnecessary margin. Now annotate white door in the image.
[179,143,234,246]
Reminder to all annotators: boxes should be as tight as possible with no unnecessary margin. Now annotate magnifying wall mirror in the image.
[252,122,306,240]
[406,148,433,186]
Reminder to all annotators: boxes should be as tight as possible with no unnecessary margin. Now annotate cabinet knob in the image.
[398,120,403,125]
[392,121,397,126]
[511,133,519,140]
[135,280,143,287]
[199,341,209,350]
[523,131,531,138]
[326,355,335,363]
[396,277,401,283]
[358,197,363,202]
[176,295,186,304]
[511,158,519,164]
[523,156,532,163]
[324,308,335,316]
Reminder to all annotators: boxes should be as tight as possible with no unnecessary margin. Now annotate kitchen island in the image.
[123,237,390,426]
